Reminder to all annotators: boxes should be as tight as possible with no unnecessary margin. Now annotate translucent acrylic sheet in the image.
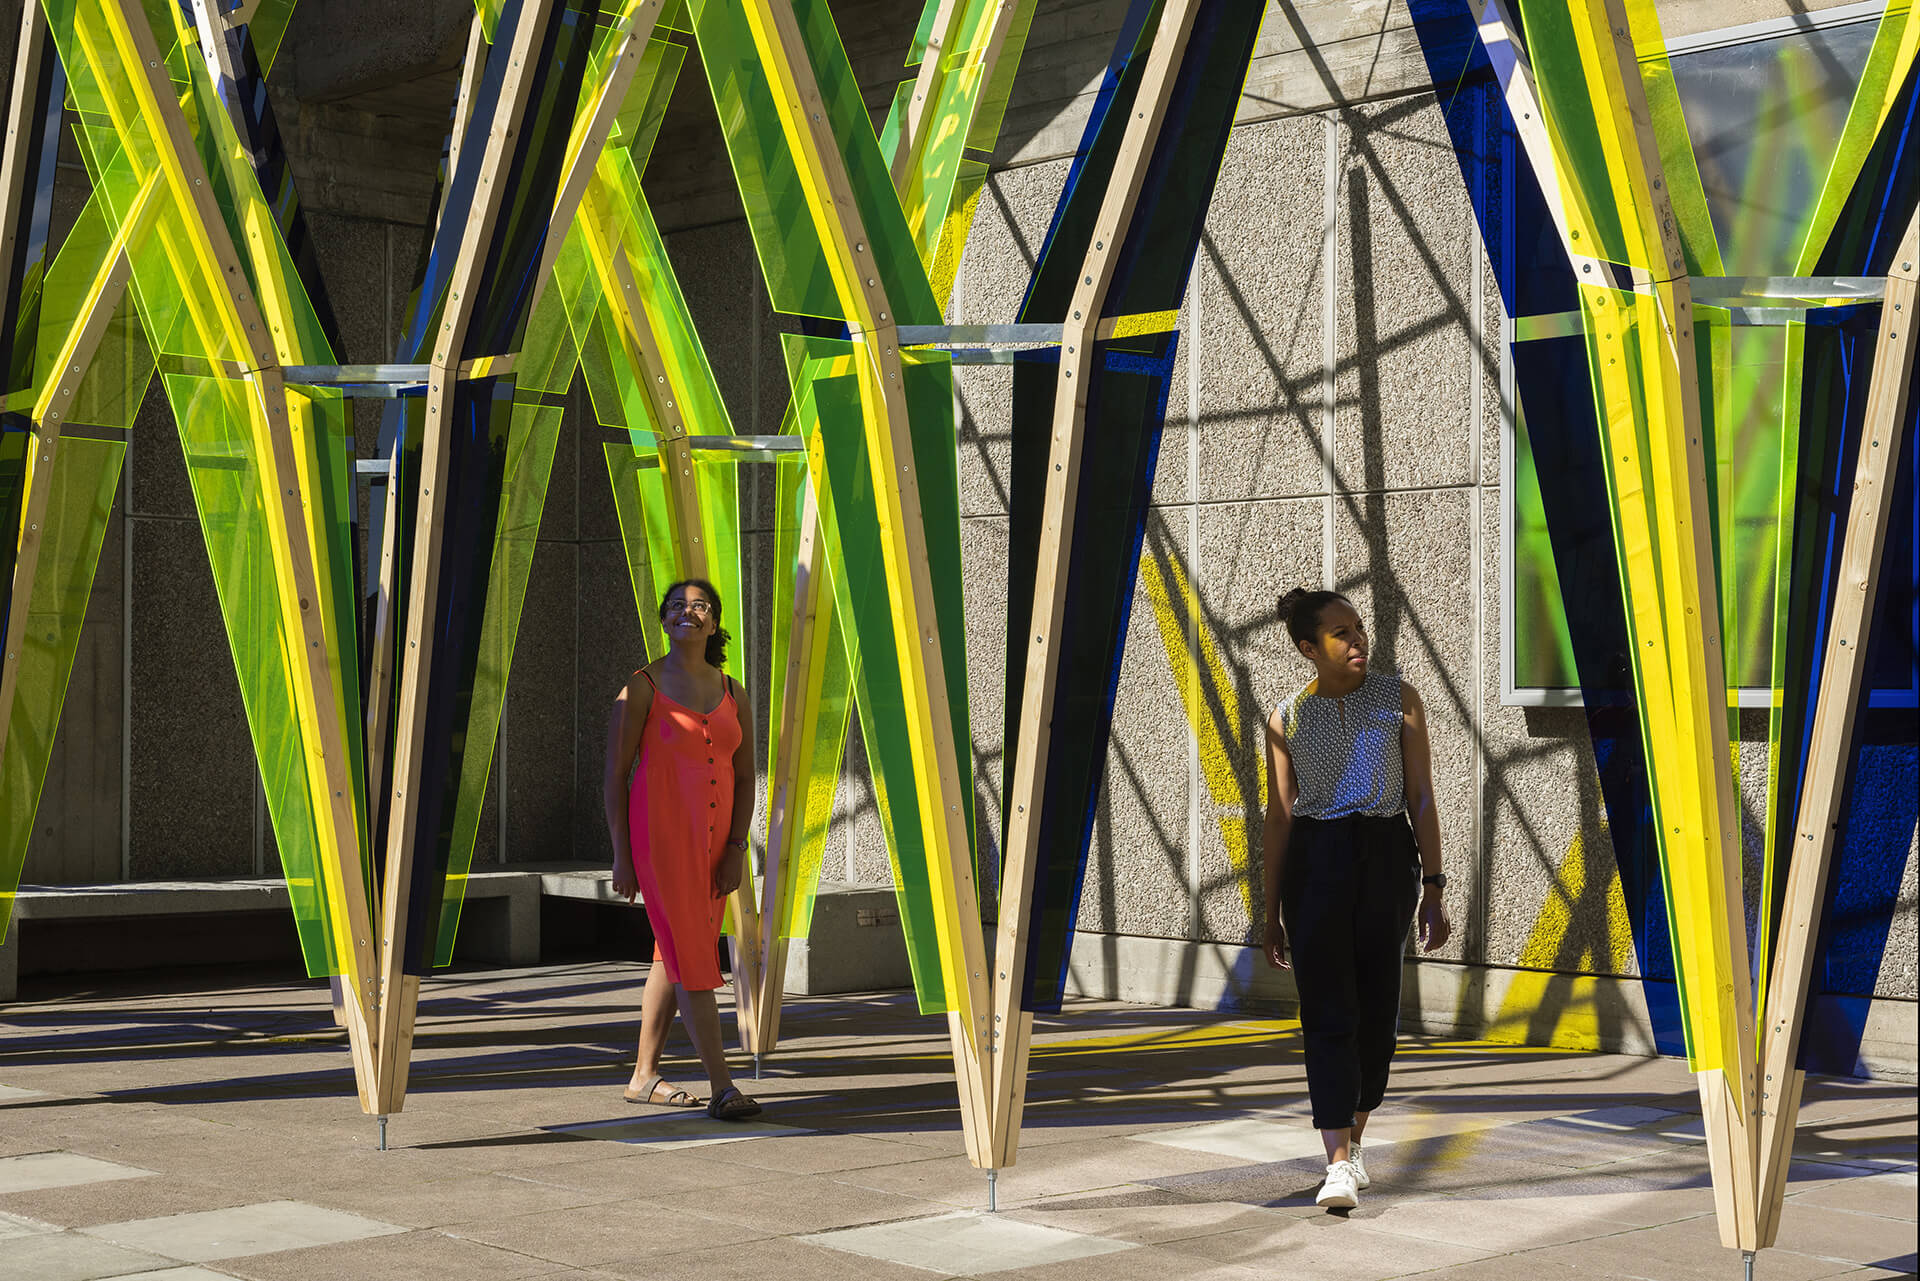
[4,21,65,403]
[1512,404,1581,690]
[1513,0,1675,275]
[879,0,1041,304]
[1794,4,1918,271]
[687,0,938,324]
[603,443,666,662]
[613,37,685,167]
[1002,0,1263,1011]
[433,396,563,966]
[1623,0,1721,276]
[1580,283,1743,1074]
[792,336,974,1013]
[48,0,253,366]
[1667,17,1876,275]
[0,436,122,941]
[466,1,600,359]
[170,372,360,976]
[30,194,155,431]
[0,428,23,627]
[1005,346,1171,1013]
[763,428,854,938]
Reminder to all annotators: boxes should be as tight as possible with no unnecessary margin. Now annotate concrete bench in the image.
[0,871,541,1001]
[0,868,914,1001]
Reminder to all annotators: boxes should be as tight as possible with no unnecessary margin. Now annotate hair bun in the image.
[1276,587,1310,620]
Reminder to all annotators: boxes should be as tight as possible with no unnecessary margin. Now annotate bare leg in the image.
[1352,1109,1370,1146]
[1321,1127,1352,1165]
[628,962,679,1093]
[674,986,736,1097]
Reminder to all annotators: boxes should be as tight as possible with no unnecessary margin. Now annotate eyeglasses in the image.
[665,598,713,616]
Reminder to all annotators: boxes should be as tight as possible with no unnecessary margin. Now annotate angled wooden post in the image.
[987,0,1200,1169]
[374,0,559,1115]
[1752,210,1919,1249]
[752,0,1031,1060]
[0,235,136,770]
[1474,0,1759,1248]
[739,0,995,1164]
[93,0,385,1108]
[754,477,826,1051]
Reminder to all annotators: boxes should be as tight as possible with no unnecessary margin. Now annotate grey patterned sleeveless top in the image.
[1276,670,1406,819]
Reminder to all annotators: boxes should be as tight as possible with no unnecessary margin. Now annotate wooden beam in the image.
[755,478,828,1052]
[1475,0,1762,1247]
[97,0,386,1109]
[1752,212,1919,1249]
[887,0,961,193]
[0,241,134,769]
[0,1,49,328]
[986,0,1201,1170]
[528,1,664,312]
[437,12,489,250]
[740,0,994,1165]
[751,0,1027,1061]
[374,0,559,1116]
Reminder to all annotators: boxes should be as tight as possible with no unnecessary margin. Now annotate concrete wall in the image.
[10,1,1915,1044]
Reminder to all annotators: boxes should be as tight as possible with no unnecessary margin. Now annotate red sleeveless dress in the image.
[627,670,741,991]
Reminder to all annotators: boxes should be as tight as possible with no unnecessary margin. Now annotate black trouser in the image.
[1280,813,1422,1132]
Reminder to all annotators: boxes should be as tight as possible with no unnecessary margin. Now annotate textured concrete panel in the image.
[1878,824,1918,1000]
[1075,509,1190,940]
[540,378,584,546]
[127,517,254,878]
[956,365,1013,520]
[129,381,192,522]
[1192,498,1324,945]
[955,161,1065,331]
[841,719,893,888]
[504,541,578,862]
[1477,491,1631,977]
[962,517,1009,899]
[666,220,758,438]
[25,501,123,886]
[1334,487,1475,963]
[1197,114,1327,503]
[1336,97,1475,494]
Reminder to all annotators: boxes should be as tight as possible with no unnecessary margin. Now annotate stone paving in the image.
[0,961,1913,1280]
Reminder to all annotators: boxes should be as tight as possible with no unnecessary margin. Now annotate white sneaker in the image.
[1351,1143,1371,1189]
[1317,1159,1361,1209]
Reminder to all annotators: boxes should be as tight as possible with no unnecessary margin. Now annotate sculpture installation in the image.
[2,0,1912,1260]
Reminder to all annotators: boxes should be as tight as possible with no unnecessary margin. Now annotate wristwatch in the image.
[725,837,750,852]
[1422,872,1447,891]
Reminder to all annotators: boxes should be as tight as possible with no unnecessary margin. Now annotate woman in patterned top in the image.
[1260,587,1451,1211]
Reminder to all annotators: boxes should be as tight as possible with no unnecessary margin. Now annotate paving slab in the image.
[78,1200,407,1262]
[0,1209,52,1241]
[801,1210,1137,1276]
[0,1152,154,1195]
[0,1230,180,1281]
[1,961,1910,1281]
[214,1226,568,1281]
[0,1086,42,1101]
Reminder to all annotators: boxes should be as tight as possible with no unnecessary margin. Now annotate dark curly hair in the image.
[1276,587,1352,654]
[658,578,731,668]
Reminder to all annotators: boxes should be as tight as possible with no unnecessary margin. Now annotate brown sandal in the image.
[623,1074,701,1107]
[707,1086,762,1121]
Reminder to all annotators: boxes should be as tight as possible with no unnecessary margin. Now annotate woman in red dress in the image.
[604,578,762,1120]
